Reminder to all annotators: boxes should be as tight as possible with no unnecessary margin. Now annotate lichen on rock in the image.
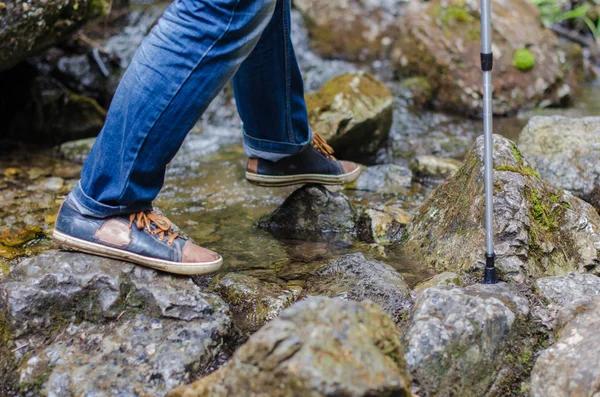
[402,134,600,282]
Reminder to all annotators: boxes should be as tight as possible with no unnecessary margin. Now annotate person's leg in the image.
[233,0,361,187]
[232,0,310,162]
[72,0,277,217]
[54,0,278,275]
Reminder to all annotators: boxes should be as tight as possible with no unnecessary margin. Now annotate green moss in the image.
[496,164,540,178]
[440,7,475,25]
[88,0,108,17]
[527,188,557,231]
[513,49,535,71]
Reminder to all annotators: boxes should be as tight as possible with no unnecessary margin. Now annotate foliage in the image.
[530,0,600,39]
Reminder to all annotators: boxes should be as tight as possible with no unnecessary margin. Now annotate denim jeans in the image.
[70,0,311,218]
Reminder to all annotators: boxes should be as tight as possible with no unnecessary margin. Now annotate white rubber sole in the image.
[245,166,362,187]
[52,230,223,276]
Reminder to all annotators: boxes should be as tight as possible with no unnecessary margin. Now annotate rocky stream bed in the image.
[2,0,600,396]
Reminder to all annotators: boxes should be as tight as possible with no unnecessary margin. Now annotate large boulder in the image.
[535,274,600,307]
[0,0,108,71]
[530,296,600,397]
[392,0,581,115]
[310,253,413,322]
[306,72,393,161]
[296,0,583,116]
[168,297,413,397]
[402,134,600,282]
[519,116,600,211]
[405,283,529,396]
[293,0,403,62]
[0,251,232,396]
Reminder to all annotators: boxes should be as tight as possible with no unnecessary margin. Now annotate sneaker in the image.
[245,133,362,187]
[52,199,222,275]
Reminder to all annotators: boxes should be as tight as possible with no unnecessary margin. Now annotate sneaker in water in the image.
[245,133,362,187]
[52,199,222,275]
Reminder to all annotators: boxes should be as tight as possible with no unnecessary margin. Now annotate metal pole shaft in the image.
[481,0,497,283]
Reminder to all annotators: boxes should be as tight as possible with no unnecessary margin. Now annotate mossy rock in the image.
[402,134,600,282]
[0,0,108,71]
[513,48,536,71]
[306,72,393,161]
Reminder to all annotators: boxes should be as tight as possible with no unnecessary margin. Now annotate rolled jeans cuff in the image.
[242,128,312,162]
[68,182,152,219]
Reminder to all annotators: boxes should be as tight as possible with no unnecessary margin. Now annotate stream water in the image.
[1,3,599,288]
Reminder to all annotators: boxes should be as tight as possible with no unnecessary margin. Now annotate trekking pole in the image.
[480,0,498,284]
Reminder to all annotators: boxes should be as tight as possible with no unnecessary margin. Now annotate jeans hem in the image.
[242,128,311,155]
[69,182,152,218]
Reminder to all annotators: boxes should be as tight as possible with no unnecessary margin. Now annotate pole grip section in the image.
[483,253,497,284]
[481,52,493,71]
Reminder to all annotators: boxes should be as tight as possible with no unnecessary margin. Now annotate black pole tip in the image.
[483,253,498,284]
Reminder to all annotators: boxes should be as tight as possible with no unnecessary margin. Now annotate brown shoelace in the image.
[129,211,179,245]
[311,133,336,159]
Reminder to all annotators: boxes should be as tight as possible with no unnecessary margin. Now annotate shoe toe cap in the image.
[340,160,359,174]
[182,241,221,264]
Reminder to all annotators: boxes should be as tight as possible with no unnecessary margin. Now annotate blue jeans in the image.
[70,0,311,218]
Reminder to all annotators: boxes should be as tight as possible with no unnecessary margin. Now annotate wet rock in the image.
[0,0,108,71]
[306,72,393,161]
[398,76,434,109]
[519,115,600,211]
[168,297,412,397]
[405,283,529,396]
[392,0,581,116]
[351,164,412,193]
[258,184,356,240]
[530,296,600,397]
[293,0,403,62]
[311,253,413,321]
[356,206,411,245]
[412,271,461,294]
[535,274,600,307]
[0,250,232,395]
[402,134,600,282]
[58,137,96,163]
[210,273,302,334]
[409,155,462,182]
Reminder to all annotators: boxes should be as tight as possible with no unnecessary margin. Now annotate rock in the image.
[168,297,412,397]
[530,296,600,397]
[58,137,97,163]
[311,253,413,322]
[356,206,411,245]
[297,0,583,115]
[393,0,582,115]
[405,283,529,396]
[258,184,356,240]
[0,251,232,395]
[519,115,600,211]
[409,155,462,182]
[0,0,108,71]
[412,271,461,294]
[535,274,600,307]
[351,164,412,193]
[402,134,600,282]
[306,72,393,161]
[293,0,403,62]
[210,273,302,334]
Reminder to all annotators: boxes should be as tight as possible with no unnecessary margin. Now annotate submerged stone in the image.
[403,134,600,282]
[311,253,413,322]
[210,272,302,335]
[306,72,393,161]
[168,297,412,397]
[519,115,600,211]
[356,206,411,245]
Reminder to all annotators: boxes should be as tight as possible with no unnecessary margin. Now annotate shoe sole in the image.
[52,230,223,276]
[245,166,362,187]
